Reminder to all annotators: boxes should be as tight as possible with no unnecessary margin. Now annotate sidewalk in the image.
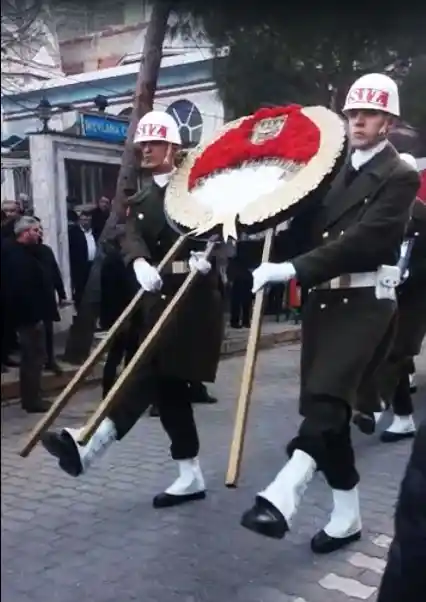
[1,316,300,403]
[2,343,424,602]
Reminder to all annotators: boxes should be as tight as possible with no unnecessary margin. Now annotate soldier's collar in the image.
[153,168,176,189]
[351,140,388,171]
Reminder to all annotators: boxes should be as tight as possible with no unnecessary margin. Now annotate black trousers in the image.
[1,315,18,362]
[230,276,252,327]
[18,321,46,409]
[102,330,139,397]
[108,374,199,460]
[73,262,92,310]
[44,320,55,364]
[288,395,359,491]
[391,366,413,417]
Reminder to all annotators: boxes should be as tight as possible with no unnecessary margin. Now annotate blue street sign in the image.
[80,113,129,143]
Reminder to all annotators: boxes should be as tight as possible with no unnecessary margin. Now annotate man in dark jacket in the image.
[68,211,96,309]
[35,221,68,374]
[1,204,21,369]
[3,216,54,412]
[377,420,426,602]
[91,196,111,240]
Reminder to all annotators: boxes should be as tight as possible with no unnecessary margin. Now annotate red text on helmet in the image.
[137,123,168,139]
[347,88,390,109]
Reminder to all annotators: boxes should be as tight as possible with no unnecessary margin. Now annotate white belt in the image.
[318,272,377,290]
[170,261,190,275]
[154,260,190,275]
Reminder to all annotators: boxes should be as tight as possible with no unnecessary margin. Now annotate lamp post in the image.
[35,97,52,133]
[94,94,108,113]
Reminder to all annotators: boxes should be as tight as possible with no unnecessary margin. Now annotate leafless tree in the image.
[1,1,62,93]
[1,1,46,53]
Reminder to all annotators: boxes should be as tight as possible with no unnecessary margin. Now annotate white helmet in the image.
[399,153,418,171]
[343,73,400,117]
[134,110,181,145]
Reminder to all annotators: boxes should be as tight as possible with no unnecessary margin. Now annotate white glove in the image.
[400,269,410,283]
[252,262,296,293]
[188,251,212,275]
[133,258,163,292]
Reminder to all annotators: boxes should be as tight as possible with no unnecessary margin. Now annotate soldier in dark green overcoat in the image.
[41,111,224,509]
[240,73,420,555]
[374,160,426,442]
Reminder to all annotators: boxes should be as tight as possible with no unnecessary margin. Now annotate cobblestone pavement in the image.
[2,344,425,602]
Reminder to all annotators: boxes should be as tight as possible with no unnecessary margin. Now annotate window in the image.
[55,1,125,41]
[166,100,203,147]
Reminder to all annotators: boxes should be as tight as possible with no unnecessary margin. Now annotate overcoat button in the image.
[322,232,329,238]
[137,213,144,220]
[343,298,348,303]
[320,303,326,309]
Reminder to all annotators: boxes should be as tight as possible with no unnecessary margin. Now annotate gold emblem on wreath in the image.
[250,116,288,145]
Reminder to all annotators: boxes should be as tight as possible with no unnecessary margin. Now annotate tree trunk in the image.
[63,1,173,364]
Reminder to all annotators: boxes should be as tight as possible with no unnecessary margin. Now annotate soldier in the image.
[240,73,420,553]
[374,153,426,442]
[41,110,224,508]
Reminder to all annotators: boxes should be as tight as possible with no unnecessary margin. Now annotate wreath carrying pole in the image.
[225,227,275,488]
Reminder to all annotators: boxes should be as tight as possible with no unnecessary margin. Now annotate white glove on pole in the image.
[252,262,296,293]
[133,258,163,292]
[188,251,212,275]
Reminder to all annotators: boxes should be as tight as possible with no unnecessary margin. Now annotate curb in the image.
[1,326,301,405]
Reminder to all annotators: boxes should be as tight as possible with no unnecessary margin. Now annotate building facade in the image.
[1,4,225,322]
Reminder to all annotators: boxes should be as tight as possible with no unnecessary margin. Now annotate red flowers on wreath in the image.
[188,105,321,190]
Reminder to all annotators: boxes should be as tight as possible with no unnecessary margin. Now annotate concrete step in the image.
[1,322,301,405]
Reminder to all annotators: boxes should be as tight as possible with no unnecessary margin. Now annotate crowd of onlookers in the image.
[1,194,298,414]
[0,195,112,413]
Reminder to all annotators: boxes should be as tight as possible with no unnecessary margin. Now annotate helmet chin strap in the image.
[154,143,175,172]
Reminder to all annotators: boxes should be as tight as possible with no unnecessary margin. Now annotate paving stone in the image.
[1,344,424,602]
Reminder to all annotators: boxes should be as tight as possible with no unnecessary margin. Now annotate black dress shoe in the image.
[352,412,375,435]
[45,361,63,376]
[380,429,415,443]
[3,358,19,367]
[152,490,206,508]
[240,496,289,539]
[191,392,218,404]
[311,529,361,554]
[41,431,83,477]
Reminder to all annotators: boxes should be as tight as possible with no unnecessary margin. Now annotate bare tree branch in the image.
[2,1,63,92]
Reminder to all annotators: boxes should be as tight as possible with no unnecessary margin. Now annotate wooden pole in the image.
[225,228,275,487]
